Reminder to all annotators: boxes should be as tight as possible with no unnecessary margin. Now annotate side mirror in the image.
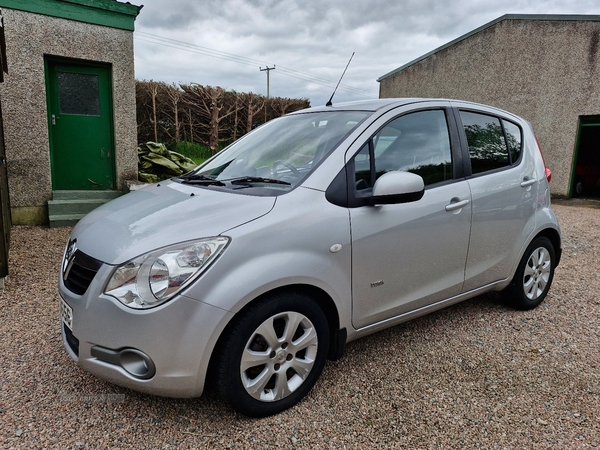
[370,171,425,205]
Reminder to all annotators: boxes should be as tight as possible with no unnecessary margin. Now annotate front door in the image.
[349,108,472,329]
[46,60,115,190]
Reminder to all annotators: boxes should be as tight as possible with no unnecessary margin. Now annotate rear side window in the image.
[459,111,522,175]
[503,120,522,164]
[354,109,452,190]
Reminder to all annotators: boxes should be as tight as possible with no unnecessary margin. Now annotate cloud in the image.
[134,0,600,106]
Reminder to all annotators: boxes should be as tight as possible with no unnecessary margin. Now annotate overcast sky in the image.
[133,0,599,107]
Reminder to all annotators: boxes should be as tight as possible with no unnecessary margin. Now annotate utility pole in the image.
[259,65,275,98]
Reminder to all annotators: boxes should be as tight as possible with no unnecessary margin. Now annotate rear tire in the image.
[502,237,556,310]
[215,291,329,417]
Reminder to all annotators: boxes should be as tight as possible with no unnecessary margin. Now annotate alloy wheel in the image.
[523,246,552,300]
[240,311,318,402]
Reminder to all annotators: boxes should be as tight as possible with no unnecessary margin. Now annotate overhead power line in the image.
[135,31,372,96]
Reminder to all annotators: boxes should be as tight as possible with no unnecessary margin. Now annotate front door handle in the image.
[445,199,470,212]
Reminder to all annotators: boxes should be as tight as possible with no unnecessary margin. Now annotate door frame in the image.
[570,115,600,198]
[0,96,11,278]
[44,56,116,191]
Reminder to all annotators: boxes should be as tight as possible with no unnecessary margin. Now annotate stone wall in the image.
[0,8,138,224]
[379,18,600,197]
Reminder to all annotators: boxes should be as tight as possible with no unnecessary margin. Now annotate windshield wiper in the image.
[227,176,291,186]
[177,174,226,186]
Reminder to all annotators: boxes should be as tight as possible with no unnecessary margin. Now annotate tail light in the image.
[535,136,552,183]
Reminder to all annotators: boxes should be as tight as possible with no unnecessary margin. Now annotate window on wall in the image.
[459,111,522,175]
[57,72,101,116]
[354,109,453,191]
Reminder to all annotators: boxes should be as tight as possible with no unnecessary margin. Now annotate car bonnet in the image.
[69,181,276,265]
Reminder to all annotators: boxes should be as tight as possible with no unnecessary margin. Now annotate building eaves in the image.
[0,0,143,31]
[377,13,600,82]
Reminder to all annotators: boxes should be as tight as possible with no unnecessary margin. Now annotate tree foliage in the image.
[136,81,310,153]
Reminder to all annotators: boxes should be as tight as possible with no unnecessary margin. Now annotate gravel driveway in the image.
[1,200,599,449]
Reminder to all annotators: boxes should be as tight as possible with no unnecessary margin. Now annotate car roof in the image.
[290,98,524,123]
[290,98,448,114]
[294,98,416,113]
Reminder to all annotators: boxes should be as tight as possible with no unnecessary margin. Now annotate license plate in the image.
[60,296,73,331]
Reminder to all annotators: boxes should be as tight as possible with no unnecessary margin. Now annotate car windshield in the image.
[186,111,369,191]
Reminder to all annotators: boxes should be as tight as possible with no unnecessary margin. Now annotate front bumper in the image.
[59,263,234,398]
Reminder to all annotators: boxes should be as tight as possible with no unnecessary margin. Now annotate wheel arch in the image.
[205,283,344,392]
[534,227,562,267]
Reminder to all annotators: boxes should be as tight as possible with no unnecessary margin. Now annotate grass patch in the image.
[176,141,213,165]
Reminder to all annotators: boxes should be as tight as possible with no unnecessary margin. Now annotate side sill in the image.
[349,280,508,340]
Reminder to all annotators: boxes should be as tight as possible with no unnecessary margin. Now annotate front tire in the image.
[502,237,556,310]
[215,292,330,417]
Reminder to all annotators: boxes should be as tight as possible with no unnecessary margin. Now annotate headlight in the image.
[105,237,229,309]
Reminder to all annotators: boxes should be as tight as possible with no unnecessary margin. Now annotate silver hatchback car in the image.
[59,98,561,417]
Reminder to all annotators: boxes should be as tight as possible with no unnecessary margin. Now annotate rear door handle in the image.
[445,199,470,212]
[520,178,536,188]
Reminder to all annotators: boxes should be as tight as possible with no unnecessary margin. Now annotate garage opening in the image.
[572,116,600,198]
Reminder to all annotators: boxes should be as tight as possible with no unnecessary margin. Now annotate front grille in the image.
[64,250,103,295]
[63,323,79,357]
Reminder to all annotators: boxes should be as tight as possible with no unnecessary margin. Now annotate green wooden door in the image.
[46,61,115,190]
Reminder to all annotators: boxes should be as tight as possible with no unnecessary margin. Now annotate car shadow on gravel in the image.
[552,196,600,208]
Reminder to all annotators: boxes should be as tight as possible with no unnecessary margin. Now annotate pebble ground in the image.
[1,199,599,449]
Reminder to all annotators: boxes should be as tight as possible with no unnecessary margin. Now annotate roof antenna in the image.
[326,52,355,107]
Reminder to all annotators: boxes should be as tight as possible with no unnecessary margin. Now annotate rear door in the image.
[454,106,537,291]
[349,105,472,329]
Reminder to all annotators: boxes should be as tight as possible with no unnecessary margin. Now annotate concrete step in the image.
[48,198,109,216]
[48,213,87,228]
[51,190,122,201]
[48,190,123,227]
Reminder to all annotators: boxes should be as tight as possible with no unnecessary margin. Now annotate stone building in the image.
[0,0,141,225]
[378,14,600,198]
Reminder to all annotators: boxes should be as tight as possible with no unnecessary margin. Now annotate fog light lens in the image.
[119,349,155,379]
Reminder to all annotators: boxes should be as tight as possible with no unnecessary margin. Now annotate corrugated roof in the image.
[377,14,600,82]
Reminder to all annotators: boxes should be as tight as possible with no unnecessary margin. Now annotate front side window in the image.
[460,111,522,175]
[354,109,452,190]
